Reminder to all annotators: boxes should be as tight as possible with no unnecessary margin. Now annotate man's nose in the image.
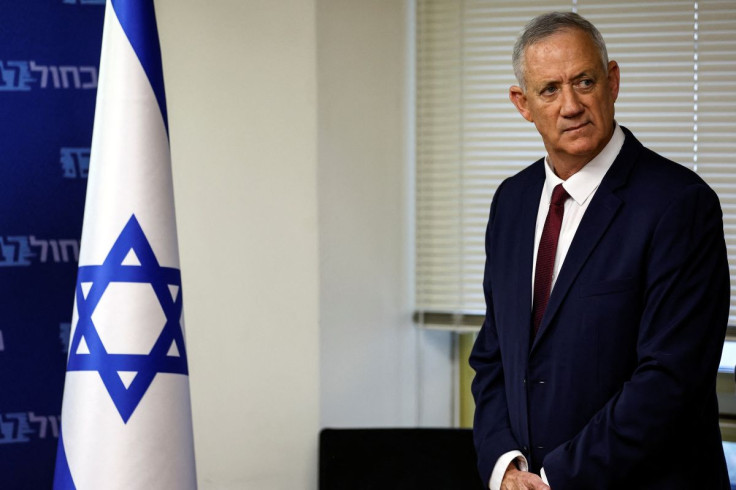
[559,86,584,117]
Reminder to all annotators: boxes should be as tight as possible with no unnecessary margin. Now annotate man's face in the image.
[510,28,620,173]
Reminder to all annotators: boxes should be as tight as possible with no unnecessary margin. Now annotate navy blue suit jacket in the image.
[470,127,730,489]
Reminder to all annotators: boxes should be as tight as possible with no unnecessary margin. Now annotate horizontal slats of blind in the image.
[416,0,736,324]
[416,0,565,313]
[698,1,736,321]
[578,1,695,165]
[416,0,463,311]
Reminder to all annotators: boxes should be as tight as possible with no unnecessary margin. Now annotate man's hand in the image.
[500,462,550,490]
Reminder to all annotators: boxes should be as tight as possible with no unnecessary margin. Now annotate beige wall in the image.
[317,0,455,430]
[155,1,453,488]
[158,1,320,488]
[317,0,418,427]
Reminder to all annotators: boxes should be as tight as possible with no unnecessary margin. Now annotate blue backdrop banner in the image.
[0,1,104,487]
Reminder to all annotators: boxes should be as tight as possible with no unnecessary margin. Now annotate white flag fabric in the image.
[53,1,196,488]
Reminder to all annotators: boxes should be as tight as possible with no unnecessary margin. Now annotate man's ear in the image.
[607,60,620,102]
[509,85,533,122]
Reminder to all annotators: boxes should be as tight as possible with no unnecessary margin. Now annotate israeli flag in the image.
[53,1,197,488]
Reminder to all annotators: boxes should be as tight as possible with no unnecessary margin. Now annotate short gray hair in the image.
[512,12,609,90]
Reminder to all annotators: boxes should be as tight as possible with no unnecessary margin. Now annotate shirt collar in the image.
[543,123,625,205]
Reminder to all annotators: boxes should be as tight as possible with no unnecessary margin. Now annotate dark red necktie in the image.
[532,183,569,336]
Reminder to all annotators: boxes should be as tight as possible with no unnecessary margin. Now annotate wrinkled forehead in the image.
[523,29,607,80]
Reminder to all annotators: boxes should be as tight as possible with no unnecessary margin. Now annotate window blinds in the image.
[415,0,736,325]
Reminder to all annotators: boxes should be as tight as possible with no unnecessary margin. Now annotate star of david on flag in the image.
[67,214,188,423]
[54,0,197,488]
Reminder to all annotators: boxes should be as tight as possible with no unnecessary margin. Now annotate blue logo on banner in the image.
[0,412,60,444]
[0,61,97,91]
[0,236,34,266]
[61,147,90,179]
[0,61,34,91]
[0,413,34,444]
[59,323,71,354]
[66,215,188,423]
[0,237,79,267]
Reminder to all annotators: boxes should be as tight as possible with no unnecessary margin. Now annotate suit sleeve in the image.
[543,183,730,487]
[470,180,522,485]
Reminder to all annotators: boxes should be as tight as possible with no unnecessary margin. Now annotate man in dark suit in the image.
[470,11,731,490]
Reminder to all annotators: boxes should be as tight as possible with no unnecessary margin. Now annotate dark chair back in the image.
[319,428,485,490]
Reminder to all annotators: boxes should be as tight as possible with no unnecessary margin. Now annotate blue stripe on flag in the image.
[110,0,168,133]
[53,431,77,490]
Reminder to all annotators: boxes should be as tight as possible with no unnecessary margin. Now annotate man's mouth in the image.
[564,122,590,133]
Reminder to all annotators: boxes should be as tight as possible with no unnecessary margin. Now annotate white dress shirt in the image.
[488,124,625,490]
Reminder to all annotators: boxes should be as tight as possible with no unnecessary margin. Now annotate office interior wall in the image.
[317,0,454,430]
[157,0,320,488]
[156,0,454,488]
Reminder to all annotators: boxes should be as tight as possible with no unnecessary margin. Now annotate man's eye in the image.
[578,79,594,88]
[542,86,557,95]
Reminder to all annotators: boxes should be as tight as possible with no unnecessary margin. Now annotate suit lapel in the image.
[530,127,641,351]
[531,189,622,349]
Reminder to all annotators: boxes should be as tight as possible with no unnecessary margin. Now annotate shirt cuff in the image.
[541,467,549,485]
[489,450,528,490]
